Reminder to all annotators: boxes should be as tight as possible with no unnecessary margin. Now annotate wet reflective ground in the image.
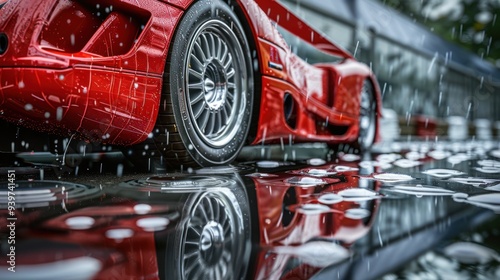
[1,140,500,279]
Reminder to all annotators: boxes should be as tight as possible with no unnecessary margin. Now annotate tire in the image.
[154,0,254,167]
[356,80,376,150]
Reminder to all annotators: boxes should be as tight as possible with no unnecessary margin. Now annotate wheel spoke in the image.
[209,33,216,58]
[194,40,207,62]
[189,81,204,90]
[189,68,203,80]
[226,68,235,79]
[224,54,232,70]
[220,42,228,63]
[215,110,223,134]
[216,36,223,59]
[201,33,211,59]
[190,53,204,71]
[224,100,232,113]
[198,110,210,131]
[193,102,205,119]
[205,112,215,135]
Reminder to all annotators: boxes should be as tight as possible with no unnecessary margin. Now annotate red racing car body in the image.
[0,0,381,166]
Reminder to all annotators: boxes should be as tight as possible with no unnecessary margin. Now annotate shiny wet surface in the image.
[1,140,500,279]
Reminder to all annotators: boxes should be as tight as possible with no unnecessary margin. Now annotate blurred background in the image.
[282,0,500,142]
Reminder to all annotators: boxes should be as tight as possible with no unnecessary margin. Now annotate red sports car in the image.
[0,0,381,166]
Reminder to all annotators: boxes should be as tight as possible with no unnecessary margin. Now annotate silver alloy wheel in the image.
[358,81,376,148]
[181,192,240,279]
[185,20,247,148]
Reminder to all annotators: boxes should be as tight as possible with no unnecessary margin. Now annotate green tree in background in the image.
[379,0,500,66]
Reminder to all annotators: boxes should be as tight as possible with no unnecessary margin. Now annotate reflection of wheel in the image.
[154,0,254,167]
[162,177,250,280]
[357,80,376,150]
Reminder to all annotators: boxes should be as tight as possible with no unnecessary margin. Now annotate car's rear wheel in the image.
[357,80,376,150]
[153,0,254,168]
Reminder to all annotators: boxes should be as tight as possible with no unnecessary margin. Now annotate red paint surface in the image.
[0,0,380,148]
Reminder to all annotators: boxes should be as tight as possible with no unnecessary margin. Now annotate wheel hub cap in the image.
[200,221,225,265]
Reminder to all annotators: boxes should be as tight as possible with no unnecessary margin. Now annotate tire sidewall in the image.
[169,0,254,166]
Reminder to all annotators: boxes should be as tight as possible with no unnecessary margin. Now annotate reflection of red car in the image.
[0,176,252,280]
[0,0,380,167]
[249,164,381,279]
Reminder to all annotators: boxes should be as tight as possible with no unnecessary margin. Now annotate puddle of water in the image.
[467,193,500,205]
[449,177,499,187]
[105,228,134,240]
[274,241,350,267]
[340,154,361,162]
[334,165,359,172]
[428,150,451,160]
[345,208,371,219]
[485,184,500,192]
[136,217,169,232]
[285,176,327,187]
[475,166,500,174]
[307,158,327,166]
[372,173,414,183]
[246,173,279,178]
[289,167,337,177]
[296,203,332,215]
[257,161,281,168]
[447,153,470,165]
[385,184,455,196]
[490,149,500,158]
[444,242,499,264]
[338,188,379,201]
[405,151,425,160]
[393,159,421,168]
[65,216,95,230]
[318,193,343,205]
[477,160,500,167]
[422,169,465,179]
[359,161,392,169]
[376,153,402,163]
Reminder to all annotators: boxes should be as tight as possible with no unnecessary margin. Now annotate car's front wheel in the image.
[154,0,254,167]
